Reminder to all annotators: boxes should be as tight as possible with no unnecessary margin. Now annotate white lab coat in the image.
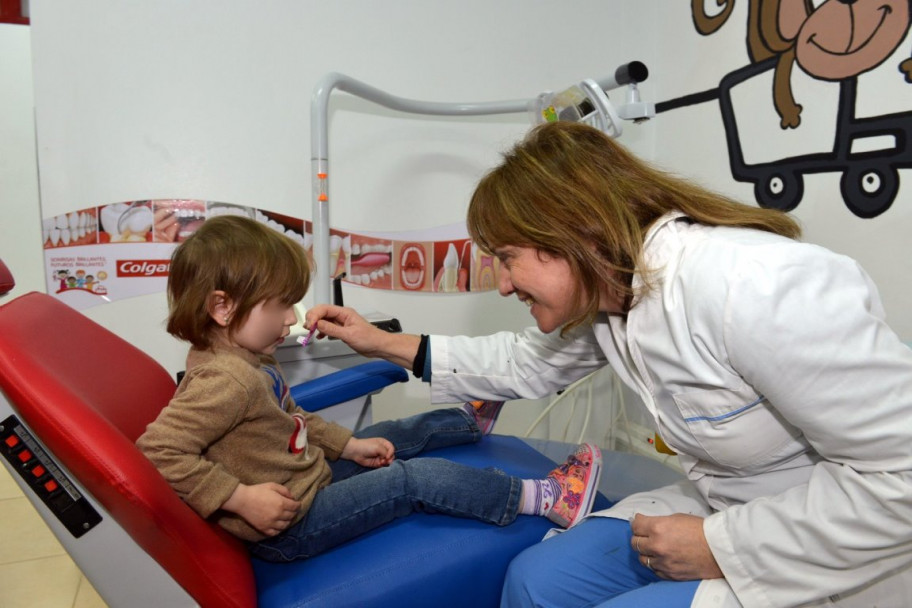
[429,213,912,608]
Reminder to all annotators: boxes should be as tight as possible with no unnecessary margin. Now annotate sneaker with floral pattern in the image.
[464,400,505,435]
[545,443,602,528]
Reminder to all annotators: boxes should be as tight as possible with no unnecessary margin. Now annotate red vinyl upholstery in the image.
[0,292,257,607]
[0,258,14,295]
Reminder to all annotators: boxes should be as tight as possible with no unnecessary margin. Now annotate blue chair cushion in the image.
[252,434,612,608]
[289,361,409,412]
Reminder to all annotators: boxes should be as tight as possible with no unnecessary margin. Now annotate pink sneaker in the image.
[464,400,505,435]
[545,443,602,528]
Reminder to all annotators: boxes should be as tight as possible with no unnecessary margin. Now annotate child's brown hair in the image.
[166,215,311,349]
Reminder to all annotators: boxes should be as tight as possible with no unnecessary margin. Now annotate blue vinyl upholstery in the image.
[290,361,408,412]
[252,434,612,608]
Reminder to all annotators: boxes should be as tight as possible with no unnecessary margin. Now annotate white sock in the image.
[519,478,561,516]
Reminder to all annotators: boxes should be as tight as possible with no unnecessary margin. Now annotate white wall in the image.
[6,1,909,437]
[0,24,43,300]
[20,0,658,434]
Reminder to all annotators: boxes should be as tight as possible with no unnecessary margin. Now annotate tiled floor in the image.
[0,463,108,608]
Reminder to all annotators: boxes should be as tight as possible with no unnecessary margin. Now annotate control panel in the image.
[0,415,102,538]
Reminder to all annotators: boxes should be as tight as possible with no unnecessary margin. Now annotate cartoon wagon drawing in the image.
[717,56,912,218]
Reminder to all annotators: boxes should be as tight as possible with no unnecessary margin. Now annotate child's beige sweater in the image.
[137,345,352,542]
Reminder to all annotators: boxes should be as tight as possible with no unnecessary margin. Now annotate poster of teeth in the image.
[43,200,501,310]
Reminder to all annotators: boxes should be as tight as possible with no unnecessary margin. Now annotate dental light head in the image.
[529,61,654,138]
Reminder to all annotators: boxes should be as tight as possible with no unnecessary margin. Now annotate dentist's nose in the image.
[498,267,514,297]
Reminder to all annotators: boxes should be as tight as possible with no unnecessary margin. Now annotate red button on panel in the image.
[17,449,33,463]
[4,435,19,449]
[31,464,46,477]
[44,479,58,493]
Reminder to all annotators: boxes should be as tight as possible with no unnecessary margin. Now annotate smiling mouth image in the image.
[345,239,393,290]
[155,200,207,241]
[807,5,891,56]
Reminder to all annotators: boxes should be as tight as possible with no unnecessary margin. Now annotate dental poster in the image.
[42,199,500,310]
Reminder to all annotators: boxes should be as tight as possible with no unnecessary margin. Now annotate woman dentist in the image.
[307,122,912,607]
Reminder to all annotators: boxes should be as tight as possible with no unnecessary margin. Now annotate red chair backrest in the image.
[0,258,14,296]
[0,292,257,607]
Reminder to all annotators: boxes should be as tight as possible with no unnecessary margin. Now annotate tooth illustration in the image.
[123,206,152,233]
[342,236,352,276]
[472,242,497,291]
[329,235,343,277]
[438,243,459,292]
[100,203,129,239]
[209,205,251,218]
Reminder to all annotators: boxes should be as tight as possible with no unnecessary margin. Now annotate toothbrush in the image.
[297,324,318,347]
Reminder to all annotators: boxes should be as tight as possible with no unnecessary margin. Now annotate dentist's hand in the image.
[306,304,421,369]
[630,513,723,581]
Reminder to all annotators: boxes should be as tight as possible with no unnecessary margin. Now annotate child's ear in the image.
[207,290,235,327]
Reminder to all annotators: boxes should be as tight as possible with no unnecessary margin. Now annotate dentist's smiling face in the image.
[495,246,581,334]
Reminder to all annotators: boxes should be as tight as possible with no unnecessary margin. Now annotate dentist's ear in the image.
[208,290,235,327]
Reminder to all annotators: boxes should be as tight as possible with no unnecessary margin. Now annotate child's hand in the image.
[341,437,395,468]
[222,482,302,537]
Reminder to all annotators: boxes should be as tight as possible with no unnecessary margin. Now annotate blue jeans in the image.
[249,407,522,562]
[502,517,700,607]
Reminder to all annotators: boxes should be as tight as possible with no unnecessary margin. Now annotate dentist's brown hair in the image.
[467,121,801,332]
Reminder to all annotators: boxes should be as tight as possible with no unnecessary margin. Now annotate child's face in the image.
[229,298,297,355]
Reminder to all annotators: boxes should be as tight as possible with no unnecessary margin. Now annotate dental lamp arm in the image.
[310,73,528,305]
[309,63,652,304]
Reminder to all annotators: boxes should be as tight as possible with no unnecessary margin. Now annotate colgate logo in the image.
[117,260,171,277]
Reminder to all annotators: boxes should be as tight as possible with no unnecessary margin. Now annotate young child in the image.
[137,215,602,562]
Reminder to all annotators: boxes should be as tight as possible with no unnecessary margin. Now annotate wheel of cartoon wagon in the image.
[840,164,899,219]
[754,170,804,212]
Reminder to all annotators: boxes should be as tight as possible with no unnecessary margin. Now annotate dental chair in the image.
[0,291,612,608]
